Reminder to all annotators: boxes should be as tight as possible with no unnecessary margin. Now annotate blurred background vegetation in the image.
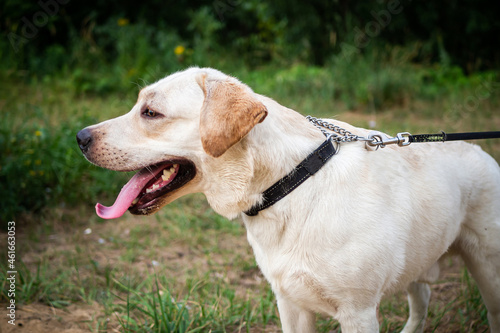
[1,0,500,222]
[3,0,500,72]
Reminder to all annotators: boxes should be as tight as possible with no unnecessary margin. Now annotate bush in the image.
[327,44,422,110]
[0,111,127,224]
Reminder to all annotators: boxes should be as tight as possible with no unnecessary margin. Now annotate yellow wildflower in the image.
[35,130,42,137]
[127,68,137,77]
[174,45,185,56]
[29,170,36,176]
[117,18,129,27]
[35,159,42,165]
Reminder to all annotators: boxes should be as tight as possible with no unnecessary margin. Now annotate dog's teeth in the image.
[153,184,159,190]
[170,167,175,173]
[162,169,173,181]
[132,198,139,204]
[146,188,153,193]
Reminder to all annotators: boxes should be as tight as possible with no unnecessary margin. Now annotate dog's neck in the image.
[203,95,325,219]
[248,95,326,188]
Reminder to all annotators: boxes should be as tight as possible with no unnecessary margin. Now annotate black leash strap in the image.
[367,130,500,148]
[409,131,500,143]
[244,139,336,216]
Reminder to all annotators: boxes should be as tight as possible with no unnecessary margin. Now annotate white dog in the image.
[77,67,500,332]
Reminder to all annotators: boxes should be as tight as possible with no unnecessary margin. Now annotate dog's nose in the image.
[76,128,92,153]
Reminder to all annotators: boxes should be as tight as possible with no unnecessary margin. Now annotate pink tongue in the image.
[95,166,163,219]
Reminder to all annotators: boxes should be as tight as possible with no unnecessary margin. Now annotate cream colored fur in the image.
[80,67,500,332]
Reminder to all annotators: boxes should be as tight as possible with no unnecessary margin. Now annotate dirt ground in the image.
[0,303,109,333]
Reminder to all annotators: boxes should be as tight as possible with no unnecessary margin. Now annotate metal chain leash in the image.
[307,115,500,149]
[306,115,410,148]
[306,116,365,143]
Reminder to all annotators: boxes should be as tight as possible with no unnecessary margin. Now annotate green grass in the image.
[0,56,498,331]
[0,196,281,332]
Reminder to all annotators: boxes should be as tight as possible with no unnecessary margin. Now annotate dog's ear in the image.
[197,73,268,157]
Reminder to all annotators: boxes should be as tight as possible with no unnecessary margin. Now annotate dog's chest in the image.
[244,219,344,314]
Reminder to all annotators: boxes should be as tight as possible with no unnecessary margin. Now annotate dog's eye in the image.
[143,108,157,118]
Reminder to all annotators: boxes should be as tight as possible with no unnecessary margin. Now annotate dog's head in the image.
[76,68,267,219]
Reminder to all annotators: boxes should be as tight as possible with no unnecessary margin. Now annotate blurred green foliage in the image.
[0,109,128,223]
[2,0,500,75]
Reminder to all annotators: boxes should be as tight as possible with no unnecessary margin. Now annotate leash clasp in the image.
[366,131,411,149]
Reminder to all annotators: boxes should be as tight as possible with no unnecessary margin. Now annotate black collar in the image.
[244,139,336,216]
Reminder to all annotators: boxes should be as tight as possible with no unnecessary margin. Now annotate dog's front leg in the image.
[277,297,316,333]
